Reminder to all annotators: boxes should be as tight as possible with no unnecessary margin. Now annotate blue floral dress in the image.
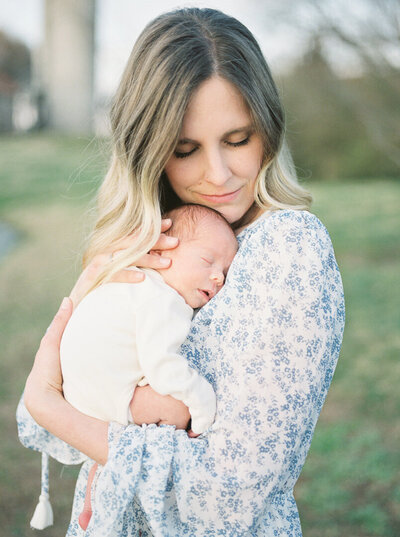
[17,209,345,536]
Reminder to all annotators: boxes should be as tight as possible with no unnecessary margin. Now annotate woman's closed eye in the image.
[225,136,250,148]
[174,147,197,159]
[173,135,251,159]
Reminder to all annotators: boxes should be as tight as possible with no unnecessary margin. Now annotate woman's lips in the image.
[196,187,242,204]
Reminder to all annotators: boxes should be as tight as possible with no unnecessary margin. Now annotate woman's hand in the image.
[70,219,179,307]
[24,297,73,419]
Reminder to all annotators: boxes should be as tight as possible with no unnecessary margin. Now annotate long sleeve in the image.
[16,395,87,465]
[87,210,344,537]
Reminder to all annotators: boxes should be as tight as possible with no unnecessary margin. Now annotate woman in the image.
[20,8,345,537]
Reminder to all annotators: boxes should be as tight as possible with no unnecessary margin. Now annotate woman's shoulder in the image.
[240,209,331,247]
[234,209,342,290]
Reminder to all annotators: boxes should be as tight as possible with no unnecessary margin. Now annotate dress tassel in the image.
[30,453,54,530]
[30,491,54,530]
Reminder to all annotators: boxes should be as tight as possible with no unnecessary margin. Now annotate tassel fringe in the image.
[30,452,54,530]
[30,492,54,530]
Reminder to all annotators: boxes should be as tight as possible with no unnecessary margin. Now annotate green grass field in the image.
[1,134,399,536]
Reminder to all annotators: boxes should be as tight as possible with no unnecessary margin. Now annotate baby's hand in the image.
[130,385,190,430]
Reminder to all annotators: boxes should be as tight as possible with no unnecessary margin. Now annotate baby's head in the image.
[155,204,238,308]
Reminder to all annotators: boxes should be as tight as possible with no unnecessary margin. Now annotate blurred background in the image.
[0,1,399,536]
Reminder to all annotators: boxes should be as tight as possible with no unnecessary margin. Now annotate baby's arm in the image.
[133,288,216,435]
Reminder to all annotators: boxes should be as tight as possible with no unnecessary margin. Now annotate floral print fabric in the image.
[17,209,345,536]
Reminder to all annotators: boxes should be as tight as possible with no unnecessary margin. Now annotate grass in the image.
[296,180,400,537]
[0,134,399,536]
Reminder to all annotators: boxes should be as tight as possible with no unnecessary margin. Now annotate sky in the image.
[0,0,306,97]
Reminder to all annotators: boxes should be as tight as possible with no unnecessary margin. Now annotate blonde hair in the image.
[83,8,312,290]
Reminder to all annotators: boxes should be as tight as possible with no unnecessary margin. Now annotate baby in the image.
[59,203,238,529]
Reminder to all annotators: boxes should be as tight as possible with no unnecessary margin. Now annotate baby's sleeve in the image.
[135,289,216,434]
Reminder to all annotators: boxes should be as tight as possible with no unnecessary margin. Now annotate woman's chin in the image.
[213,207,246,224]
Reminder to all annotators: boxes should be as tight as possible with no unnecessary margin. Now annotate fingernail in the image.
[163,218,172,224]
[60,297,69,310]
[168,237,179,245]
[159,257,171,266]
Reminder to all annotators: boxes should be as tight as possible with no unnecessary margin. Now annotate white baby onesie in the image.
[60,269,216,434]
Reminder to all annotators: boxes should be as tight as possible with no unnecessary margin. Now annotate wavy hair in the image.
[83,7,312,290]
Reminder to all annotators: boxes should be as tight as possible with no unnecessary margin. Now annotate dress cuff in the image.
[16,394,87,465]
[87,423,178,536]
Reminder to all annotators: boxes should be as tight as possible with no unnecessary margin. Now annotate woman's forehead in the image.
[180,77,251,138]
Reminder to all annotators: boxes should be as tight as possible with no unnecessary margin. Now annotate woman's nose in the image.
[204,149,232,186]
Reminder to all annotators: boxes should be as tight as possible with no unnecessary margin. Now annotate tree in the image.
[260,0,400,174]
[0,30,31,87]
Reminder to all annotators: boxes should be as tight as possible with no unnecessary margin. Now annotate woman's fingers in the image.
[41,297,73,349]
[111,219,173,252]
[25,297,73,410]
[161,218,172,232]
[135,252,172,270]
[109,269,145,283]
[111,231,178,254]
[70,220,177,300]
[69,264,98,307]
[151,233,179,252]
[108,253,172,283]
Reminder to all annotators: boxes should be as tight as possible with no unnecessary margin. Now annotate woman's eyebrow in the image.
[177,125,253,145]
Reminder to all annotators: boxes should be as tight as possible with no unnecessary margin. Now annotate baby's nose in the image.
[210,272,224,286]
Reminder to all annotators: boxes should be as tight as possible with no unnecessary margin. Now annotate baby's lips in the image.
[198,289,210,303]
[207,286,218,299]
[200,288,216,300]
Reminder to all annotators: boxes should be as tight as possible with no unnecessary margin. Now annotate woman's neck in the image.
[233,204,266,235]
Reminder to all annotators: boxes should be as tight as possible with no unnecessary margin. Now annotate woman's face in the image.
[164,77,264,224]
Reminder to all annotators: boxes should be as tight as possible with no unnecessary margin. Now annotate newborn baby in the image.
[60,203,237,433]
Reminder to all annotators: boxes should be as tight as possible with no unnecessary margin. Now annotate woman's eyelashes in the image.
[228,136,250,148]
[174,147,197,159]
[174,136,251,159]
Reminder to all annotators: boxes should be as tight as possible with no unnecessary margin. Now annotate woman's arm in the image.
[21,219,183,461]
[23,297,190,464]
[24,298,110,465]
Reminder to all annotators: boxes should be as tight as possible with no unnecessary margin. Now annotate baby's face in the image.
[161,218,238,308]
